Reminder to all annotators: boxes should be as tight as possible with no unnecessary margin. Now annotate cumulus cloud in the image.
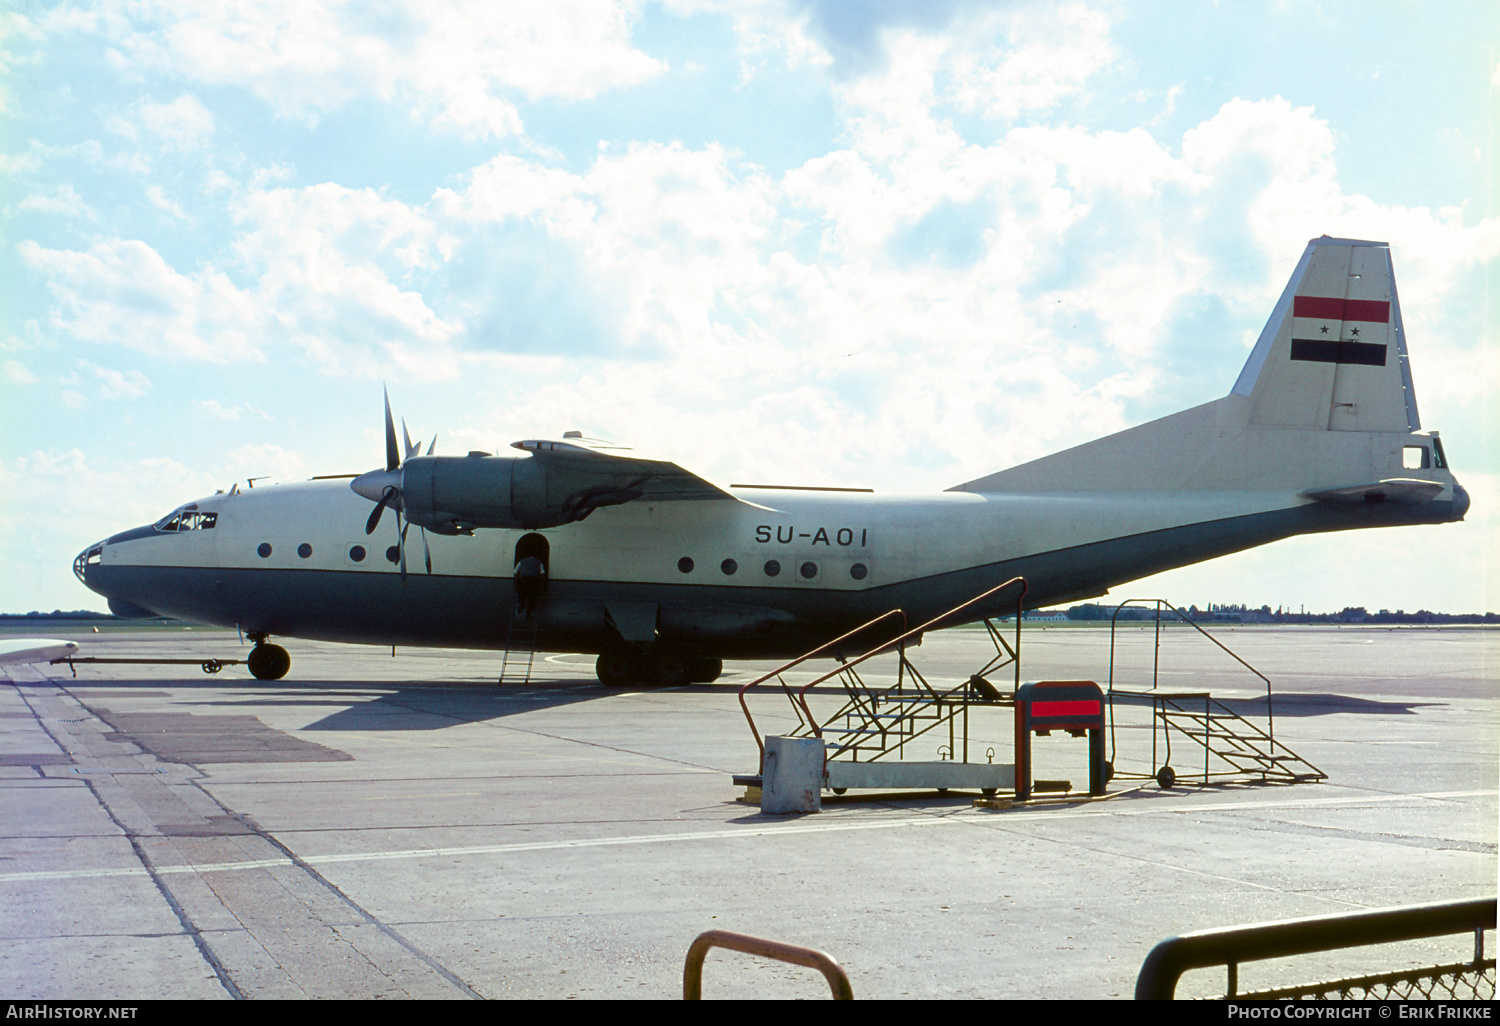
[16,181,463,376]
[145,184,190,221]
[193,398,269,421]
[230,181,462,376]
[84,0,664,138]
[17,238,263,363]
[19,184,95,219]
[73,359,151,399]
[2,359,39,385]
[138,94,214,148]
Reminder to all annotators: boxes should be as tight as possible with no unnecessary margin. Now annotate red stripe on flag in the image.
[1292,296,1390,323]
[1293,296,1344,319]
[1032,700,1100,718]
[1342,299,1389,323]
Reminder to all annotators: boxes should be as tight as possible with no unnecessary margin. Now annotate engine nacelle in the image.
[398,453,643,532]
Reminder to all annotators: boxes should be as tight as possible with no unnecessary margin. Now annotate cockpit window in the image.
[155,506,218,532]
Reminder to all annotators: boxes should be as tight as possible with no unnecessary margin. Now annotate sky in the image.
[2,0,1497,617]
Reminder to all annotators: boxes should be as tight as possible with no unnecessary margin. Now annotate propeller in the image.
[352,387,436,583]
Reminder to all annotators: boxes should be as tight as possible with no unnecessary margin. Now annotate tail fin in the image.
[952,237,1459,502]
[1232,236,1419,432]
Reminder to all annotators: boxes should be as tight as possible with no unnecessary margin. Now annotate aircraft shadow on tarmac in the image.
[1108,691,1440,717]
[170,678,621,731]
[65,677,1438,735]
[64,675,616,731]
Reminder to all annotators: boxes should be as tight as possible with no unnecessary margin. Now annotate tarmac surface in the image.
[1,622,1495,1000]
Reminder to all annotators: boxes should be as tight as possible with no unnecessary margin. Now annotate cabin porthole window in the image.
[386,546,400,564]
[800,561,818,579]
[257,543,272,558]
[349,545,366,562]
[763,560,781,578]
[298,543,313,559]
[850,563,868,580]
[678,557,695,573]
[721,558,738,575]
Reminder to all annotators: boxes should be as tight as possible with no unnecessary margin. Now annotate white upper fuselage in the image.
[88,477,1316,599]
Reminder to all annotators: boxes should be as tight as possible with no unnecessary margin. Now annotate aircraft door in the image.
[513,533,550,617]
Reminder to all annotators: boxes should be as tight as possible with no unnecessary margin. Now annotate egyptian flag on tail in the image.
[1289,293,1391,366]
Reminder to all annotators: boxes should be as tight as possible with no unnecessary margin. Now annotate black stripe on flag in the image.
[1290,339,1388,366]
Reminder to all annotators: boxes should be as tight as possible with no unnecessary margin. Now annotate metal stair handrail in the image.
[738,609,908,772]
[1107,596,1273,745]
[796,577,1029,731]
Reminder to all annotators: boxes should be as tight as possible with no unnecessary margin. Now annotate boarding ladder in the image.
[1106,599,1325,786]
[498,615,538,685]
[739,578,1027,775]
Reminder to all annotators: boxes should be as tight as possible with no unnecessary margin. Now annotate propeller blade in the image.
[398,513,409,583]
[384,386,401,472]
[422,527,432,575]
[426,435,437,456]
[364,485,396,535]
[403,418,419,463]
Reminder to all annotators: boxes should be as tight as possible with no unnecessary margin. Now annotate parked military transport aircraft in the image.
[75,237,1468,684]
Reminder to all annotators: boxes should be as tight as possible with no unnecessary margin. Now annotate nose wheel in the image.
[246,642,291,680]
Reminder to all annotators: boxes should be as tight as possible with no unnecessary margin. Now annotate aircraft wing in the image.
[1302,479,1446,506]
[511,437,762,505]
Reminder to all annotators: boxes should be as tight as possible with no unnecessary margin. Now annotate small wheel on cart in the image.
[830,787,847,795]
[1156,765,1176,789]
[981,787,998,797]
[1103,760,1115,783]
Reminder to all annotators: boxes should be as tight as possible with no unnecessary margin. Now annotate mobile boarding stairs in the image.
[737,580,1324,800]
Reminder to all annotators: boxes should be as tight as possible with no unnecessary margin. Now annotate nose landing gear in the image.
[244,632,291,680]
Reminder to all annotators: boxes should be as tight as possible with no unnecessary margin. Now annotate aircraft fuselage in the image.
[76,471,1464,661]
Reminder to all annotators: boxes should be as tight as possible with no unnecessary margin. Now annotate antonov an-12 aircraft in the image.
[74,237,1468,684]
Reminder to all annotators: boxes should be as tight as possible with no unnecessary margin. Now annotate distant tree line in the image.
[1064,603,1498,624]
[3,610,117,619]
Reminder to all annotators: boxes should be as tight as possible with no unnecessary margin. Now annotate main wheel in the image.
[687,656,723,683]
[595,650,641,687]
[647,650,692,687]
[247,644,290,681]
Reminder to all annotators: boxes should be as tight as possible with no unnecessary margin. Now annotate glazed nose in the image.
[73,541,105,584]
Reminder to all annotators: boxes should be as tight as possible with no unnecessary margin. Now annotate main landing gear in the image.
[595,648,722,688]
[245,632,291,680]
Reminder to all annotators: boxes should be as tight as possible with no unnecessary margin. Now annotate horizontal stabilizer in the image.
[1302,479,1445,506]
